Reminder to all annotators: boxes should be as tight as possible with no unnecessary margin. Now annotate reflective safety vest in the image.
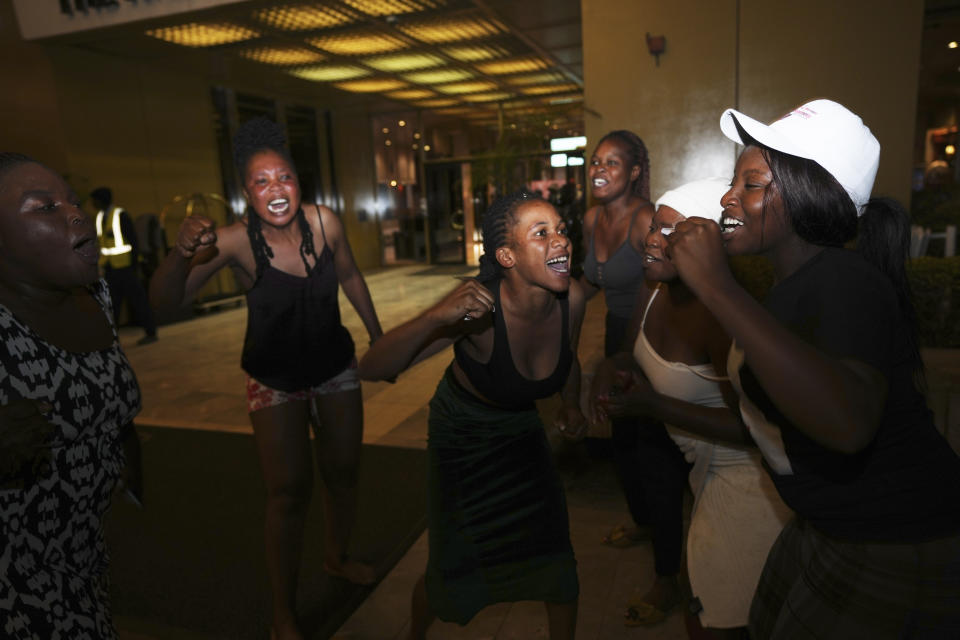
[96,207,133,269]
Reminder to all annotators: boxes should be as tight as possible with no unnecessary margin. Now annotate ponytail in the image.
[856,197,924,383]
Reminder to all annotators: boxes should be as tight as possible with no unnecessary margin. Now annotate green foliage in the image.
[728,255,960,347]
[909,257,960,347]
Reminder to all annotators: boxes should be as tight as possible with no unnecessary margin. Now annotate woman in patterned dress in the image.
[0,152,142,640]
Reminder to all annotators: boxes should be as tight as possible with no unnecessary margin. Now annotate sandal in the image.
[623,594,679,627]
[601,523,650,548]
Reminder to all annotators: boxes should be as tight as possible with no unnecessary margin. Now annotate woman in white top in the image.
[590,178,791,636]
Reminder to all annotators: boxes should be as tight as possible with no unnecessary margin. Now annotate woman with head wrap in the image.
[591,178,792,635]
[665,99,960,638]
[361,191,586,639]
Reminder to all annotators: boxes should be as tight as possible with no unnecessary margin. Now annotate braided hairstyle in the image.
[0,152,36,183]
[477,189,541,282]
[596,130,651,200]
[232,117,315,280]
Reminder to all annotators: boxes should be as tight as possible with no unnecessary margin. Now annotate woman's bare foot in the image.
[325,557,377,585]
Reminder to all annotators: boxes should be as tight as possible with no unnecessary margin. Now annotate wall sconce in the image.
[647,33,666,66]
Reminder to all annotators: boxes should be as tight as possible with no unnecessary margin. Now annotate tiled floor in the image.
[119,263,960,640]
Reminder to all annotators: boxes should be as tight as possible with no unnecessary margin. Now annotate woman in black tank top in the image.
[150,118,384,640]
[360,192,587,640]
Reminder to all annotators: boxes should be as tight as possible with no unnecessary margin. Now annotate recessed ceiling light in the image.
[404,69,474,84]
[308,32,408,55]
[950,41,958,49]
[398,16,505,43]
[387,89,436,100]
[341,0,445,16]
[146,23,259,47]
[254,4,356,31]
[239,46,325,65]
[290,65,371,82]
[476,57,548,75]
[363,53,444,72]
[435,80,497,94]
[335,78,409,92]
[444,44,510,62]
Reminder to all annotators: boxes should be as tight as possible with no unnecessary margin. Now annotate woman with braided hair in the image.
[150,118,383,640]
[360,191,586,639]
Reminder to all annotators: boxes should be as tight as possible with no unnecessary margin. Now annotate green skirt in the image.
[425,366,579,625]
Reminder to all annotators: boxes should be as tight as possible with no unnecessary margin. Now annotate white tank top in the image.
[633,286,756,497]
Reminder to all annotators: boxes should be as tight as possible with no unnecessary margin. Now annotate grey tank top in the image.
[582,208,646,319]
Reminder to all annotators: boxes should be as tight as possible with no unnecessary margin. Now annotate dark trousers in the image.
[605,312,689,577]
[104,265,157,337]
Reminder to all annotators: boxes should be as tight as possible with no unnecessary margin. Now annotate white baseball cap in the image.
[655,177,729,225]
[719,99,880,214]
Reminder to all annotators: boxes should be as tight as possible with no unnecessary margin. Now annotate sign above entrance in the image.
[13,0,247,40]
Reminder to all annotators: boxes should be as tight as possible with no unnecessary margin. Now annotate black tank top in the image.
[454,279,572,410]
[241,209,355,392]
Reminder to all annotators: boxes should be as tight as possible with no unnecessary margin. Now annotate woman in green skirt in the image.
[360,191,587,639]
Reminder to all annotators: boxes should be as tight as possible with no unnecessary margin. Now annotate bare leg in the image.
[311,387,375,584]
[407,572,434,640]
[545,599,578,640]
[250,400,313,640]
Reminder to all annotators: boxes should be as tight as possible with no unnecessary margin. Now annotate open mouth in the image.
[267,198,290,214]
[546,254,570,274]
[643,252,660,264]
[721,216,744,234]
[73,235,99,263]
[592,178,608,188]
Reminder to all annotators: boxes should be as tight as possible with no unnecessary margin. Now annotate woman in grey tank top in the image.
[582,131,691,627]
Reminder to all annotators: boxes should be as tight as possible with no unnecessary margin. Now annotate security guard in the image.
[91,187,158,345]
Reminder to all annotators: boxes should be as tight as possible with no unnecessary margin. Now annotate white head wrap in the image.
[654,177,729,225]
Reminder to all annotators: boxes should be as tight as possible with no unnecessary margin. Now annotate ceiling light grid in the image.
[363,52,445,72]
[388,89,437,100]
[435,80,497,94]
[335,78,409,92]
[475,56,548,75]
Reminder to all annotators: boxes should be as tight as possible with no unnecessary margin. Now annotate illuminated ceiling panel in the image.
[388,88,436,99]
[461,92,513,102]
[146,23,259,47]
[335,78,409,92]
[290,65,371,82]
[414,98,458,107]
[341,0,446,16]
[404,68,474,84]
[364,52,444,72]
[435,80,497,94]
[254,4,356,31]
[476,57,548,75]
[435,107,473,116]
[520,84,581,95]
[506,72,567,86]
[443,44,510,61]
[239,46,325,65]
[397,16,506,43]
[308,32,408,56]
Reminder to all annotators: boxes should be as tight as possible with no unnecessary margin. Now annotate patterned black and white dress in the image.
[0,279,141,640]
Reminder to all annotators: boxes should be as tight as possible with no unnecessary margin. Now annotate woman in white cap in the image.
[665,100,960,638]
[591,178,792,636]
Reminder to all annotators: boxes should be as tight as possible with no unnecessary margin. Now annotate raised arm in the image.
[358,279,494,381]
[319,205,383,343]
[149,216,245,313]
[666,218,886,453]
